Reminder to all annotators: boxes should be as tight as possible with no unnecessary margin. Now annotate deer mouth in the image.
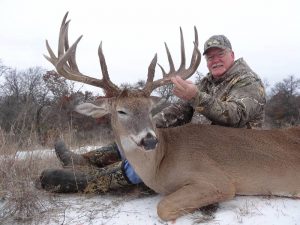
[129,135,158,151]
[139,134,158,151]
[139,139,157,150]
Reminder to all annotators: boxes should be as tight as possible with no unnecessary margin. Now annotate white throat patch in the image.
[120,135,138,153]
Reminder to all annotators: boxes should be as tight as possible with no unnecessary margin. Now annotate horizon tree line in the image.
[0,60,299,147]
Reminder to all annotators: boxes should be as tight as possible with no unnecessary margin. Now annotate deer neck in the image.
[114,130,165,184]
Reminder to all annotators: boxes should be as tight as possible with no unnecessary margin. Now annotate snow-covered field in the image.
[1,148,300,225]
[36,193,300,225]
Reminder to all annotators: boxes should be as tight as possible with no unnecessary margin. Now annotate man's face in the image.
[205,47,235,78]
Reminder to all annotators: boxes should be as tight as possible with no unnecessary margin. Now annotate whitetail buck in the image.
[45,12,300,221]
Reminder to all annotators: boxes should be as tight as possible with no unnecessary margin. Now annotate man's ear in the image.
[231,50,235,60]
[75,100,110,118]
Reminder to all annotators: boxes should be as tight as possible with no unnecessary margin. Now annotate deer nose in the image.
[140,132,158,150]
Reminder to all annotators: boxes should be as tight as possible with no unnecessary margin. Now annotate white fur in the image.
[131,128,156,146]
[120,135,138,153]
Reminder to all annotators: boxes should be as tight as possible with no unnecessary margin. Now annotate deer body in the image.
[77,96,300,220]
[45,13,300,221]
[107,98,300,220]
[125,124,300,196]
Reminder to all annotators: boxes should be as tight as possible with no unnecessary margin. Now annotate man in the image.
[158,34,266,129]
[40,35,266,193]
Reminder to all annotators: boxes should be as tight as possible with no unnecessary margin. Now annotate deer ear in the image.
[75,102,109,118]
[150,96,170,116]
[150,96,163,105]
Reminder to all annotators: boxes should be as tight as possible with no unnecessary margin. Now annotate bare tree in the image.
[272,75,300,96]
[120,79,146,90]
[194,70,204,85]
[0,67,52,146]
[266,75,300,127]
[0,59,10,77]
[154,83,177,102]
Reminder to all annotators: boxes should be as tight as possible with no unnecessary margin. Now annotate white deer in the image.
[44,12,300,221]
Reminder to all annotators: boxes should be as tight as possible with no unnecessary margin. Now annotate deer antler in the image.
[44,12,121,97]
[45,13,200,97]
[143,27,201,95]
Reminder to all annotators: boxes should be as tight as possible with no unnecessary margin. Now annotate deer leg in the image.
[157,180,235,221]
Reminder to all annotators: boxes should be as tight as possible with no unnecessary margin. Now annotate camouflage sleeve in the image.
[192,76,266,128]
[153,100,194,128]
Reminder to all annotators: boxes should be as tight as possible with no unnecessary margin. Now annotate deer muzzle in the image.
[140,132,158,150]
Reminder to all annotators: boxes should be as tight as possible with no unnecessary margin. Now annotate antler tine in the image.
[157,41,177,78]
[44,40,57,64]
[63,21,80,72]
[143,27,201,95]
[143,54,158,95]
[58,12,69,58]
[189,26,200,68]
[58,14,80,73]
[178,27,186,71]
[55,35,83,75]
[98,42,121,95]
[44,12,121,96]
[163,42,175,74]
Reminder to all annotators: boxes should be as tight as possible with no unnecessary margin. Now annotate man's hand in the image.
[171,76,198,100]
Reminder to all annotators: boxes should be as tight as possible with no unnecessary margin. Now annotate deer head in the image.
[44,12,201,152]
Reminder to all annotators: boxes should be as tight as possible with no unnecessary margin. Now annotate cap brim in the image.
[203,45,227,55]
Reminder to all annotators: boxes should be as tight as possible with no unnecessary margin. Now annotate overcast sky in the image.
[1,0,299,90]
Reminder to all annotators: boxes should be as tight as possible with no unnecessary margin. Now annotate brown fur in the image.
[76,96,300,221]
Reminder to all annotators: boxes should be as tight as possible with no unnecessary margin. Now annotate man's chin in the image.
[212,66,228,77]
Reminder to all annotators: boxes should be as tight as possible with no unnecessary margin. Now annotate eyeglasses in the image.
[205,50,229,62]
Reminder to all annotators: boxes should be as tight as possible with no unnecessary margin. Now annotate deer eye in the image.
[117,110,127,115]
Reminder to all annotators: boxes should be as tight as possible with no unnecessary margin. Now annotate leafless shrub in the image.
[0,143,60,223]
[0,118,112,223]
[265,75,300,128]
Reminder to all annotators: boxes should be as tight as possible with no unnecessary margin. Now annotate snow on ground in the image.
[0,145,102,161]
[41,193,300,225]
[1,189,300,225]
[2,147,300,225]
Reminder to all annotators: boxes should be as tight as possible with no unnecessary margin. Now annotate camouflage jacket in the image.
[155,58,266,129]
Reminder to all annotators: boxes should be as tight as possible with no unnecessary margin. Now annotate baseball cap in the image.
[203,35,232,55]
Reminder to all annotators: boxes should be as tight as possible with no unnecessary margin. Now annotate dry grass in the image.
[0,146,58,224]
[0,127,108,224]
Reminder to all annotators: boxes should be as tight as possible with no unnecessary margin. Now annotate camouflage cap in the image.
[203,35,232,55]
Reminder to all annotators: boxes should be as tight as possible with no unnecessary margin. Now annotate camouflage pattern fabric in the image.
[82,143,121,168]
[154,100,194,128]
[203,35,232,55]
[39,160,132,193]
[154,58,266,129]
[85,161,132,193]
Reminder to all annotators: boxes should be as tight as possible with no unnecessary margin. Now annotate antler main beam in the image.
[143,27,201,95]
[45,12,201,97]
[44,12,121,97]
